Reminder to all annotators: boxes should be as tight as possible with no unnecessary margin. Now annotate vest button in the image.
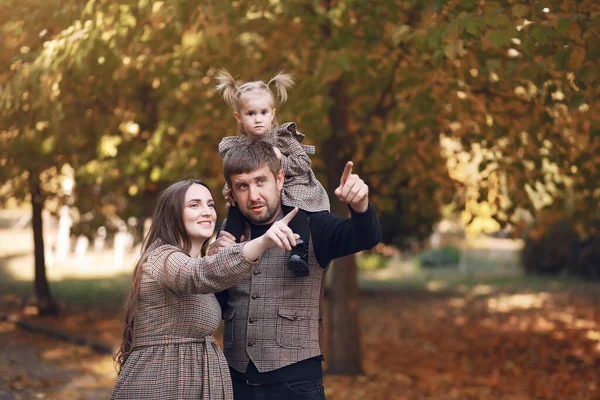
[251,294,258,299]
[252,270,261,276]
[249,317,255,324]
[248,341,255,347]
[293,313,298,320]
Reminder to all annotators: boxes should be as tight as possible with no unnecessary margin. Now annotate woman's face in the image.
[182,184,217,244]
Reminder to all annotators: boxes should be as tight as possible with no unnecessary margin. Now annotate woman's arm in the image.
[146,244,255,295]
[147,209,300,294]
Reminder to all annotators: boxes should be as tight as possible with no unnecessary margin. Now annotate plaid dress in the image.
[111,240,257,400]
[219,122,330,212]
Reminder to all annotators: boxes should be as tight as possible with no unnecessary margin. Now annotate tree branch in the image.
[359,8,421,160]
[304,0,332,38]
[359,53,402,161]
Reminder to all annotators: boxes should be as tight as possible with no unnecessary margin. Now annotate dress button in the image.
[248,341,255,347]
[249,317,255,324]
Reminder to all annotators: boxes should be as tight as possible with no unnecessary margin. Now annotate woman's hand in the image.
[261,207,299,251]
[242,207,300,261]
[273,146,282,160]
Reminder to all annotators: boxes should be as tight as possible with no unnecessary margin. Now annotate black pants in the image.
[232,377,326,400]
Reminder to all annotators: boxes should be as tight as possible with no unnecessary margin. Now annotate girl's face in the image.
[235,92,276,139]
[182,184,217,245]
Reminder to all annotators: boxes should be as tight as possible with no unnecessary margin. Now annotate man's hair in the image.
[223,138,282,186]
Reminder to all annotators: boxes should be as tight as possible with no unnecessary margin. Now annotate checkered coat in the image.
[111,240,257,400]
[222,212,325,373]
[219,122,330,213]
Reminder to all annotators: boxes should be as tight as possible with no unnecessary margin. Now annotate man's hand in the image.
[334,161,369,213]
[207,231,243,256]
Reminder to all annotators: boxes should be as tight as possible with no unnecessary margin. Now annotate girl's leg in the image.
[284,206,310,277]
[223,205,246,243]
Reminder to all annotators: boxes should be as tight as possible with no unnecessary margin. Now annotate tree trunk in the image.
[29,172,59,316]
[324,78,362,375]
[326,224,362,375]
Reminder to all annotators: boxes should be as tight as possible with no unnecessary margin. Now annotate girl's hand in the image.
[224,187,236,207]
[208,231,245,256]
[273,146,282,160]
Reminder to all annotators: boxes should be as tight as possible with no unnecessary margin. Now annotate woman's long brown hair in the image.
[113,179,214,373]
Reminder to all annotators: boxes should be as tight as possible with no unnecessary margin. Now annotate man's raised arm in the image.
[310,161,382,267]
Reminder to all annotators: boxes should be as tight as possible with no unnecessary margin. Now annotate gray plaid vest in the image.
[222,218,324,373]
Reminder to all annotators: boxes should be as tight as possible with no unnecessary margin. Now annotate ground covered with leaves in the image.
[1,280,599,399]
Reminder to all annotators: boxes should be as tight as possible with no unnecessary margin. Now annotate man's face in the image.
[229,165,284,225]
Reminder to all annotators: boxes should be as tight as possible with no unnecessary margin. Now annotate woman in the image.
[111,179,298,399]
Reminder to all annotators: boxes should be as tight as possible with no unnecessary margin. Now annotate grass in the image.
[357,268,581,296]
[0,227,135,315]
[355,240,586,297]
[0,270,132,315]
[1,255,576,316]
[0,224,591,316]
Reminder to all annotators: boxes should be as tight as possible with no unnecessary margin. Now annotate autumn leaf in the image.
[511,4,529,18]
[568,46,586,71]
[486,27,517,48]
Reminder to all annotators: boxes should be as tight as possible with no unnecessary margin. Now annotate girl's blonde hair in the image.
[215,69,294,113]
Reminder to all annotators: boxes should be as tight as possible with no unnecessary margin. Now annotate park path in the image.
[1,285,600,399]
[0,318,114,400]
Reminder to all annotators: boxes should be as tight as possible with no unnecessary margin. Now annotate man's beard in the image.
[243,197,280,225]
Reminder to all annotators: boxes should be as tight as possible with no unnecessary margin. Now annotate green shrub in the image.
[419,246,460,268]
[357,252,389,271]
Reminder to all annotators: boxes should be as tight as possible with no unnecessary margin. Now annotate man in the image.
[210,139,381,399]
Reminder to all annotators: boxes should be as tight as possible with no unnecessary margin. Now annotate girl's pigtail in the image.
[268,72,294,103]
[215,69,240,108]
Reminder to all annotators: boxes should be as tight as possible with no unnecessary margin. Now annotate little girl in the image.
[215,69,330,276]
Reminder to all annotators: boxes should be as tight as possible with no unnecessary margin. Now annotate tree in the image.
[220,0,455,374]
[2,0,457,371]
[0,0,87,315]
[416,0,599,235]
[6,0,597,375]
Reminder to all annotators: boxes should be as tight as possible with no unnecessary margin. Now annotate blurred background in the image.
[1,0,599,399]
